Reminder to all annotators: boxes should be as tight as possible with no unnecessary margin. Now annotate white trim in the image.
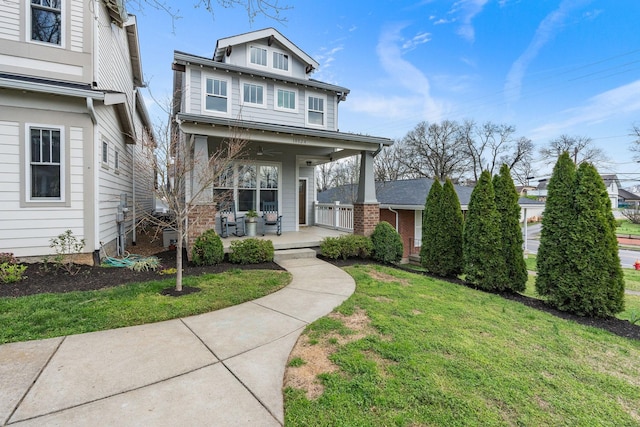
[201,73,231,117]
[414,210,422,244]
[101,139,109,169]
[274,85,298,113]
[24,122,65,203]
[306,93,326,129]
[270,47,293,77]
[240,79,267,109]
[247,45,268,68]
[27,0,65,49]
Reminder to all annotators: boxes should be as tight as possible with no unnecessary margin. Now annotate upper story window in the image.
[242,82,265,107]
[273,52,289,72]
[204,77,229,113]
[31,0,62,46]
[29,126,63,200]
[114,150,120,171]
[276,88,296,112]
[307,96,325,126]
[250,46,267,66]
[102,140,109,165]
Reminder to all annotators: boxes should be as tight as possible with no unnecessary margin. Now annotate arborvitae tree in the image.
[562,163,625,316]
[463,170,508,290]
[438,178,464,277]
[420,180,442,273]
[535,152,577,298]
[493,164,527,292]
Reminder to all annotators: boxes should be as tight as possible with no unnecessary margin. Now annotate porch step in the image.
[273,248,317,263]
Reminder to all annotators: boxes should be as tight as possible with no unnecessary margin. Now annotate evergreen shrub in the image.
[371,221,403,264]
[191,229,224,266]
[229,238,274,264]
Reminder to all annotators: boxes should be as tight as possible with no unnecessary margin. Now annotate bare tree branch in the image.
[539,134,608,165]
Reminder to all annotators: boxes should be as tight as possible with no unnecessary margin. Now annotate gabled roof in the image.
[213,28,319,71]
[318,178,544,210]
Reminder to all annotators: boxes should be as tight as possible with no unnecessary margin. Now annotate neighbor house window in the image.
[29,126,62,199]
[307,96,324,126]
[204,77,228,113]
[273,52,289,71]
[114,150,120,171]
[31,0,62,45]
[249,46,267,66]
[242,82,264,106]
[102,140,108,164]
[276,88,296,111]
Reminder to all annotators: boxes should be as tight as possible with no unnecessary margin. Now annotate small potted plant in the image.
[245,209,258,236]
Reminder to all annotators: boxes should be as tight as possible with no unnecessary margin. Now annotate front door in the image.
[298,179,307,225]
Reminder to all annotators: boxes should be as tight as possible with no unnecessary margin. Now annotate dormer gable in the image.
[213,28,319,79]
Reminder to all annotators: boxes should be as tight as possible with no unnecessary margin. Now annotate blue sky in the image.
[134,0,640,186]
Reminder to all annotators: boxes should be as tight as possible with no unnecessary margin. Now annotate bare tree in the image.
[630,123,640,161]
[540,134,608,166]
[316,162,336,192]
[374,140,409,181]
[510,141,536,187]
[400,120,470,182]
[137,113,246,292]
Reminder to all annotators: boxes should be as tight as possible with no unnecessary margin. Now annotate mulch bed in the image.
[319,256,640,342]
[0,248,283,298]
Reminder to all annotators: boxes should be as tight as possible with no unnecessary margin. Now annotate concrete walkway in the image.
[0,250,355,426]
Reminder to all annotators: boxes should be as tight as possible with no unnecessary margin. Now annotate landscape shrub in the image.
[229,238,274,264]
[320,235,372,260]
[463,170,508,291]
[50,229,85,275]
[191,229,224,266]
[371,221,403,264]
[0,252,26,284]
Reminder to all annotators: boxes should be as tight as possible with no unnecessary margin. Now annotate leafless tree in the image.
[399,120,470,182]
[137,112,246,292]
[621,205,640,224]
[316,162,336,192]
[510,143,536,187]
[630,123,640,161]
[374,140,410,181]
[539,134,608,166]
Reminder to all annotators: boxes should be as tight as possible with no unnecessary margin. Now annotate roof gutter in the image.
[0,76,104,100]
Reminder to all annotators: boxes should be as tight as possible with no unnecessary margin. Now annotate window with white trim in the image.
[31,0,62,45]
[249,46,267,66]
[273,52,289,71]
[102,140,108,165]
[204,77,228,113]
[276,88,296,111]
[114,150,120,171]
[29,126,62,199]
[242,82,265,106]
[213,162,280,213]
[307,96,325,126]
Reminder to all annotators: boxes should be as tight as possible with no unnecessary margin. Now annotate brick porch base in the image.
[353,203,379,236]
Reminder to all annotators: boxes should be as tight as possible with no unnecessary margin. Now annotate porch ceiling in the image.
[176,113,393,155]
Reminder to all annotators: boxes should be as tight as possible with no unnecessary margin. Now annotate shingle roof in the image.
[317,178,542,209]
[619,188,640,201]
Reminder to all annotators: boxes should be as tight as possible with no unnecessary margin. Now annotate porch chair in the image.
[219,201,245,238]
[262,201,282,236]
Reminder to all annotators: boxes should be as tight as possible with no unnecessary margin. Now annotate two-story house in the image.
[172,28,393,248]
[0,0,154,263]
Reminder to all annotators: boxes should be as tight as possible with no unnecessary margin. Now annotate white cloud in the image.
[452,0,489,42]
[504,0,590,105]
[532,79,640,137]
[314,45,344,82]
[401,31,432,51]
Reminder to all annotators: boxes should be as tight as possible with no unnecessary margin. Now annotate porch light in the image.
[257,146,264,156]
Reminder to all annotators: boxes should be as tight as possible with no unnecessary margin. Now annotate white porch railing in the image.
[314,202,354,231]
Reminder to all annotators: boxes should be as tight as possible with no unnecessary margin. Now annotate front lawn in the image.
[617,219,640,237]
[0,270,290,344]
[284,265,640,426]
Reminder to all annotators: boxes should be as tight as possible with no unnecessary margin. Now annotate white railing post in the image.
[333,201,340,229]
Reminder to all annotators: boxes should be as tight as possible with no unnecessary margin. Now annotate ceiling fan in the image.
[256,145,283,157]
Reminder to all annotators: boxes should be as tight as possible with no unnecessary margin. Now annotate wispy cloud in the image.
[504,0,591,104]
[314,45,344,82]
[347,24,442,122]
[401,31,432,51]
[452,0,489,42]
[532,79,640,137]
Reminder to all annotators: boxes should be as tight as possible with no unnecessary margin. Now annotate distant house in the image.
[532,174,620,208]
[0,1,154,262]
[171,28,393,250]
[618,189,640,207]
[317,178,545,260]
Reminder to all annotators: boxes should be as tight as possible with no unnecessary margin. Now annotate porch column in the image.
[187,134,216,258]
[353,150,379,236]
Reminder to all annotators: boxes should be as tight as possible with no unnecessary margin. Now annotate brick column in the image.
[353,202,379,236]
[186,203,217,260]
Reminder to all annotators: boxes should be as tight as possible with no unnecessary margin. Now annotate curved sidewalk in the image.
[0,254,355,427]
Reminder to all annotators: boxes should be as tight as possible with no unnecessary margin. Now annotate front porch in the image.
[220,225,349,252]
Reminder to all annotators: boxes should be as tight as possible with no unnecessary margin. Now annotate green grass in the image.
[0,270,290,344]
[285,265,640,426]
[616,219,640,236]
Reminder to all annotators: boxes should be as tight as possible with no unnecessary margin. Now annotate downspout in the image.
[131,90,138,246]
[387,207,399,231]
[87,97,101,265]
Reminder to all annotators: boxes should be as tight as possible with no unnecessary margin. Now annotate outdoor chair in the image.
[219,201,244,238]
[262,201,282,236]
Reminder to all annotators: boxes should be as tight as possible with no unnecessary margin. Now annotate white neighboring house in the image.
[0,0,154,262]
[172,28,393,248]
[532,174,620,208]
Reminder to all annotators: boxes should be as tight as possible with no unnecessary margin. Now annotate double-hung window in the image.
[250,46,267,66]
[307,96,325,126]
[273,52,289,72]
[31,0,62,45]
[242,82,264,106]
[205,77,228,113]
[29,126,62,200]
[276,88,296,111]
